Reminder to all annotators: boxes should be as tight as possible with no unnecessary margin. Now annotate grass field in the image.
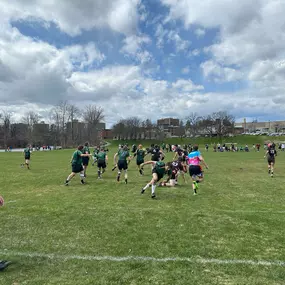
[0,145,285,285]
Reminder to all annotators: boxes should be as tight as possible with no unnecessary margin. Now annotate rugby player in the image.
[134,144,146,175]
[264,143,277,177]
[140,160,170,198]
[95,147,108,179]
[114,145,131,184]
[186,145,209,195]
[82,142,91,177]
[22,145,31,169]
[65,145,92,185]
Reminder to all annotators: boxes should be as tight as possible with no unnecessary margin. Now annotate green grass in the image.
[0,146,285,284]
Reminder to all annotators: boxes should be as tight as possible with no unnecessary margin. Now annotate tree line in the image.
[0,103,234,148]
[0,101,104,148]
[112,111,235,140]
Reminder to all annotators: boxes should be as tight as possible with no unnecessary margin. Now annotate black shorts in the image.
[25,156,30,160]
[82,157,89,166]
[151,156,160,161]
[97,160,106,169]
[189,165,203,177]
[136,159,144,166]
[118,160,128,170]
[267,158,275,164]
[152,169,163,181]
[72,164,83,173]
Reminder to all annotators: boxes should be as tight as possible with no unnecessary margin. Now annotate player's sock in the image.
[143,183,150,190]
[268,169,271,174]
[151,184,156,197]
[80,173,85,184]
[117,172,121,182]
[193,182,197,194]
[98,170,101,178]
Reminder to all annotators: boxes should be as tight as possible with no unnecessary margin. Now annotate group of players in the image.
[20,140,278,197]
[64,142,209,198]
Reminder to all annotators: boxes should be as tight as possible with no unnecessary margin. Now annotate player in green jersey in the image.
[114,145,131,183]
[95,147,108,179]
[65,145,92,186]
[140,160,170,198]
[92,145,100,166]
[82,142,90,177]
[134,144,146,175]
[21,145,31,169]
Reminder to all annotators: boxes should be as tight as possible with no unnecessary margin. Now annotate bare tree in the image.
[177,120,185,139]
[112,121,126,140]
[66,104,80,145]
[185,112,200,137]
[0,111,12,149]
[50,101,72,147]
[83,105,104,143]
[198,115,215,137]
[145,119,153,139]
[21,111,40,143]
[212,111,235,138]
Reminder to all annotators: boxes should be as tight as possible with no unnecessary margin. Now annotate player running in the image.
[95,147,108,179]
[134,144,146,175]
[65,145,92,186]
[21,145,31,169]
[264,143,277,177]
[148,144,165,162]
[82,142,91,177]
[114,145,131,184]
[140,160,170,198]
[186,145,209,195]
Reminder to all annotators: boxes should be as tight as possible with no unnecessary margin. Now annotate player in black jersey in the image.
[264,143,277,177]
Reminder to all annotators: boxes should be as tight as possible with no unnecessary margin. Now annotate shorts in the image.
[136,159,144,166]
[151,156,160,161]
[82,157,89,166]
[97,160,106,169]
[25,156,30,160]
[189,165,203,178]
[152,169,163,181]
[118,160,128,171]
[267,158,275,164]
[72,164,83,173]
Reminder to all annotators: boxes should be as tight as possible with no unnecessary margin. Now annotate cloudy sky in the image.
[1,0,285,127]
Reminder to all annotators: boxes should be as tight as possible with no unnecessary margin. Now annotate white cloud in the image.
[201,60,244,82]
[155,24,190,52]
[160,0,285,119]
[195,28,205,38]
[167,30,190,52]
[0,0,140,36]
[121,34,152,63]
[172,79,204,92]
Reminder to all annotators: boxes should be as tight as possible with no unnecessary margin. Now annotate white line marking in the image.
[6,200,17,204]
[0,251,284,267]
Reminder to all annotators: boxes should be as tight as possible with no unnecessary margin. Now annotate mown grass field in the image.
[0,145,285,285]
